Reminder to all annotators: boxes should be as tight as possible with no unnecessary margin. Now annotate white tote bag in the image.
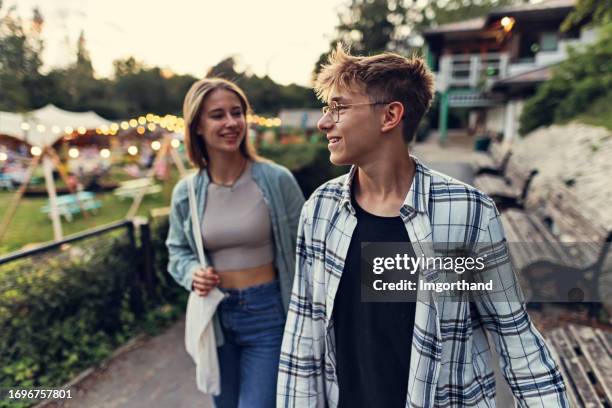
[184,174,225,396]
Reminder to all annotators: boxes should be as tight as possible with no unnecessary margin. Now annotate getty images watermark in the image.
[360,242,609,303]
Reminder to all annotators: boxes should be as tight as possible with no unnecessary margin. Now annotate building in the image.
[423,0,597,144]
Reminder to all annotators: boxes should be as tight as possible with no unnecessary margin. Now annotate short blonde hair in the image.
[314,44,435,142]
[182,77,258,169]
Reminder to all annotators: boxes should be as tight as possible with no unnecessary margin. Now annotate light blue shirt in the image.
[166,160,305,345]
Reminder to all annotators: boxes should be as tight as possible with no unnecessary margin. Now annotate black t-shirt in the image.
[333,196,417,408]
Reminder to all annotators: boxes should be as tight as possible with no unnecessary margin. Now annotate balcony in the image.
[436,53,509,91]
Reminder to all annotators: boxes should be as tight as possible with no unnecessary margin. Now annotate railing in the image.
[0,217,156,297]
[437,53,509,90]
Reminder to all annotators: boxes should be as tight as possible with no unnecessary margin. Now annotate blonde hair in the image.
[314,44,435,142]
[182,77,258,169]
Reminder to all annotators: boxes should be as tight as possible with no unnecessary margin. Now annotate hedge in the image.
[0,219,184,408]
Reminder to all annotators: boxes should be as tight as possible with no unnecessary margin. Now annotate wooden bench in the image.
[545,324,612,407]
[500,185,611,313]
[474,157,538,210]
[473,142,512,176]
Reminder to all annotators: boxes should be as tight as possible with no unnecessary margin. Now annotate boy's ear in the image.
[381,102,405,133]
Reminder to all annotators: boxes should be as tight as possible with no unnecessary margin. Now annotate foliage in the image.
[0,5,43,111]
[561,0,612,32]
[259,143,348,197]
[519,23,612,135]
[0,233,138,406]
[0,218,187,408]
[573,91,612,131]
[207,57,319,115]
[313,0,409,79]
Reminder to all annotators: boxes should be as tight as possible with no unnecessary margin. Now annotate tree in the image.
[313,0,409,78]
[0,5,44,110]
[113,56,144,78]
[562,0,612,32]
[519,23,612,135]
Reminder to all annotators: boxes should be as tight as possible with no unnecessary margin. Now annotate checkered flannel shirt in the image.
[277,157,568,407]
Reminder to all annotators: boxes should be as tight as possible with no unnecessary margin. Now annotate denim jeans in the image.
[213,280,285,408]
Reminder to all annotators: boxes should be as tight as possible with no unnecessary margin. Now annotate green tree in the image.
[0,5,44,110]
[313,0,408,78]
[519,23,612,135]
[561,0,612,31]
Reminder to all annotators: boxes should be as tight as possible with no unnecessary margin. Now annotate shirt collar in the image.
[340,155,431,216]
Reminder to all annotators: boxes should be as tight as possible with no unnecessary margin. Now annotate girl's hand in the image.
[192,266,220,296]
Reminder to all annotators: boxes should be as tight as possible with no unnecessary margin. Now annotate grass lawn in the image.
[0,170,181,255]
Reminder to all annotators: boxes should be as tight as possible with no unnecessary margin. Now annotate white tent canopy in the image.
[0,104,111,147]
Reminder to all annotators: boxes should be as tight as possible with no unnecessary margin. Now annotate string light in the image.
[171,139,180,148]
[68,147,79,158]
[30,146,42,156]
[100,148,111,158]
[127,145,138,155]
[151,141,161,151]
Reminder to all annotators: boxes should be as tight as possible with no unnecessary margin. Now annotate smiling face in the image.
[317,87,384,166]
[197,88,246,157]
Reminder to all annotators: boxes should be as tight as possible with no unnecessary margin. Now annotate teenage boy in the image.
[277,46,568,407]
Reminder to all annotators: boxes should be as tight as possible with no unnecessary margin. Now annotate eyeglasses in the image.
[321,100,391,123]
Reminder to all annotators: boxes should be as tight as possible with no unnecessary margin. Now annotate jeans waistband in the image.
[219,279,280,299]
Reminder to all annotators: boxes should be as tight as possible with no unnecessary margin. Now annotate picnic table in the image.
[0,173,13,190]
[40,191,102,222]
[113,178,162,200]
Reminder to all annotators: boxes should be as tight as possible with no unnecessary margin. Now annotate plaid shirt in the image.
[277,157,568,408]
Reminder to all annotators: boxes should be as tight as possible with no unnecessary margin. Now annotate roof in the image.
[0,104,110,147]
[491,65,554,91]
[423,18,485,35]
[423,0,576,37]
[489,0,575,16]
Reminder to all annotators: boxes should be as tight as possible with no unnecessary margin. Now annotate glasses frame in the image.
[321,100,391,123]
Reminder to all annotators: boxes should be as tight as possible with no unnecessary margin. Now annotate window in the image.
[540,32,558,52]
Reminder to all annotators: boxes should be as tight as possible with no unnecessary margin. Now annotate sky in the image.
[6,0,347,86]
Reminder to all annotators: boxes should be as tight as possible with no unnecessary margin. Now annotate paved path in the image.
[61,318,212,408]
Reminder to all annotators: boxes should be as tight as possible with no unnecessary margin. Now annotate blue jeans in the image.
[213,280,285,408]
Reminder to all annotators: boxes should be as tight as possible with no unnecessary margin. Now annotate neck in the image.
[207,151,247,185]
[355,138,415,199]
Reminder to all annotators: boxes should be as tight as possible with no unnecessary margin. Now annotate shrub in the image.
[259,143,348,198]
[519,23,612,135]
[0,219,184,408]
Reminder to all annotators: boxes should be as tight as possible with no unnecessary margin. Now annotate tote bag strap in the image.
[187,174,207,268]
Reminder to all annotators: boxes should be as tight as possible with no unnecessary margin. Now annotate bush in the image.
[0,219,185,408]
[519,23,612,135]
[259,143,348,198]
[0,233,138,406]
